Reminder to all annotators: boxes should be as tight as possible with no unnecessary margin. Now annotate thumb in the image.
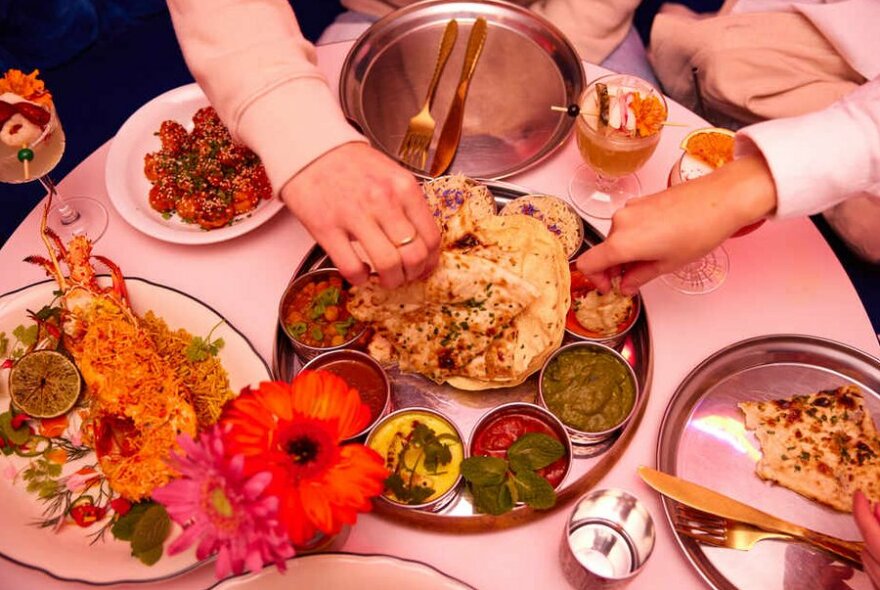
[619,261,664,294]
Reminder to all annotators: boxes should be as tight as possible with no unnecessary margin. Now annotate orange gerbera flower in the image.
[0,69,53,107]
[220,372,388,546]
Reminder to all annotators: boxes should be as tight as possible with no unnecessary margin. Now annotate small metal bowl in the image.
[538,342,639,450]
[560,488,655,589]
[499,194,585,259]
[365,407,466,512]
[278,267,369,361]
[565,262,641,350]
[300,350,391,442]
[468,402,573,491]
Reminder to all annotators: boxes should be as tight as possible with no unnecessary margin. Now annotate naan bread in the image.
[739,385,880,512]
[349,206,569,389]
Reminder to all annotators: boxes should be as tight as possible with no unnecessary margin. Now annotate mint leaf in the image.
[111,502,152,541]
[507,433,564,472]
[471,483,513,515]
[130,504,170,553]
[134,544,164,566]
[511,470,556,510]
[460,456,507,487]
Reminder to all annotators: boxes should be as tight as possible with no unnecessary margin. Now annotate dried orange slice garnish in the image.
[0,69,53,107]
[680,127,735,168]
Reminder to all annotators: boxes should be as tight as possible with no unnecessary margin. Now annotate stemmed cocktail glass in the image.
[568,74,667,220]
[1,70,108,242]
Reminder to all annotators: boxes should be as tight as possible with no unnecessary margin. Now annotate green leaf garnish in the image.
[13,324,38,348]
[130,504,171,555]
[287,322,307,338]
[470,483,514,516]
[460,456,507,487]
[0,331,9,357]
[507,433,565,473]
[511,470,556,509]
[184,320,225,362]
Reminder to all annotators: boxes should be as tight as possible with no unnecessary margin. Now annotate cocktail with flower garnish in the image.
[0,69,108,241]
[569,74,667,219]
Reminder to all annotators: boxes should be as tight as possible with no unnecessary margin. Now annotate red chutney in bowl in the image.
[566,264,640,343]
[470,405,571,488]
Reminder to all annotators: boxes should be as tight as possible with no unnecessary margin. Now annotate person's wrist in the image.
[719,154,778,230]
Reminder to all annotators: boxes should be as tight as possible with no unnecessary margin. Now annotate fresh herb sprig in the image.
[384,423,457,505]
[185,320,226,362]
[460,432,564,515]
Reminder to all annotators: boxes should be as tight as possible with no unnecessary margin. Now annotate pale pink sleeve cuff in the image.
[735,80,880,219]
[236,76,367,196]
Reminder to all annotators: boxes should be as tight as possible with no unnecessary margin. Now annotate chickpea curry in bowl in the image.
[279,268,368,360]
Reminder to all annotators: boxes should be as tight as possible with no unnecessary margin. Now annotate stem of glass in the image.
[39,175,80,225]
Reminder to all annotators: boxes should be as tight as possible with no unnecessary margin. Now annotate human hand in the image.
[576,154,777,294]
[281,142,441,289]
[854,490,880,588]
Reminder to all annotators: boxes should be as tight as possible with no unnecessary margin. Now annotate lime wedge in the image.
[9,350,82,418]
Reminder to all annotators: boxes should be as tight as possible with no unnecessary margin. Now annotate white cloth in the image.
[736,77,880,219]
[730,0,880,79]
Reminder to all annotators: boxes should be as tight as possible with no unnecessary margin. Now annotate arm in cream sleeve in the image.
[736,77,880,219]
[166,0,367,195]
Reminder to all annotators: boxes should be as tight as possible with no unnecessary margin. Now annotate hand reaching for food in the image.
[280,143,441,289]
[576,154,777,294]
[854,491,880,589]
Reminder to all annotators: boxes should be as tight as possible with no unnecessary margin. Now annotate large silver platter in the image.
[272,181,653,531]
[657,335,880,590]
[339,0,586,180]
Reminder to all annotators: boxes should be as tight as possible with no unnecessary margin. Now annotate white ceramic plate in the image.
[0,278,272,584]
[105,84,284,244]
[212,553,474,590]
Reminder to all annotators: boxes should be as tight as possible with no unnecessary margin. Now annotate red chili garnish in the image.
[110,497,132,517]
[69,503,107,527]
[1,359,12,370]
[11,413,30,429]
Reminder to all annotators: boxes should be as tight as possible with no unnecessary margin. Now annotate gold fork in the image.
[673,503,864,568]
[397,19,459,170]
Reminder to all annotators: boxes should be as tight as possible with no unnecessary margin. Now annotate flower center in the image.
[210,487,234,518]
[277,418,339,481]
[286,436,319,465]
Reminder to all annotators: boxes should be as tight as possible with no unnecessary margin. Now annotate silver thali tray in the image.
[272,181,653,532]
[656,335,880,590]
[339,0,586,180]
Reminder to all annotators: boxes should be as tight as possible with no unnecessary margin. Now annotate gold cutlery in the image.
[428,17,488,177]
[638,466,865,568]
[674,503,795,549]
[396,19,459,170]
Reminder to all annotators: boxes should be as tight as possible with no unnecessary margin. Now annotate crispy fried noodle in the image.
[27,198,234,500]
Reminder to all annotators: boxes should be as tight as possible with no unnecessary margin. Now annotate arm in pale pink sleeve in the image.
[167,0,366,194]
[735,78,880,219]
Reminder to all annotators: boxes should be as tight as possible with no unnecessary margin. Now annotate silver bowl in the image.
[301,349,392,442]
[365,406,466,512]
[278,267,369,361]
[537,342,639,450]
[467,401,573,491]
[566,262,641,350]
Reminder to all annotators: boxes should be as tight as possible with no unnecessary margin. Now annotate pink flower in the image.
[152,426,294,579]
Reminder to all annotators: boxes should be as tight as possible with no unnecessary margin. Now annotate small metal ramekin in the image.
[565,263,641,350]
[365,407,466,512]
[538,342,639,450]
[300,349,391,442]
[468,402,573,491]
[278,267,369,361]
[560,488,655,589]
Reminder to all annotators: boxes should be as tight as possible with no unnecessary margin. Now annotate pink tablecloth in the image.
[1,41,878,590]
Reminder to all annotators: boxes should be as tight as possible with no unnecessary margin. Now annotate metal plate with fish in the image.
[339,0,586,180]
[272,181,653,531]
[656,335,880,590]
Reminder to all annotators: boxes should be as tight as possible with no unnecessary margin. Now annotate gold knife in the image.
[428,17,488,177]
[638,466,865,567]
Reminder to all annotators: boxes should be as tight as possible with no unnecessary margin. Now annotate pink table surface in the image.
[1,41,878,590]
